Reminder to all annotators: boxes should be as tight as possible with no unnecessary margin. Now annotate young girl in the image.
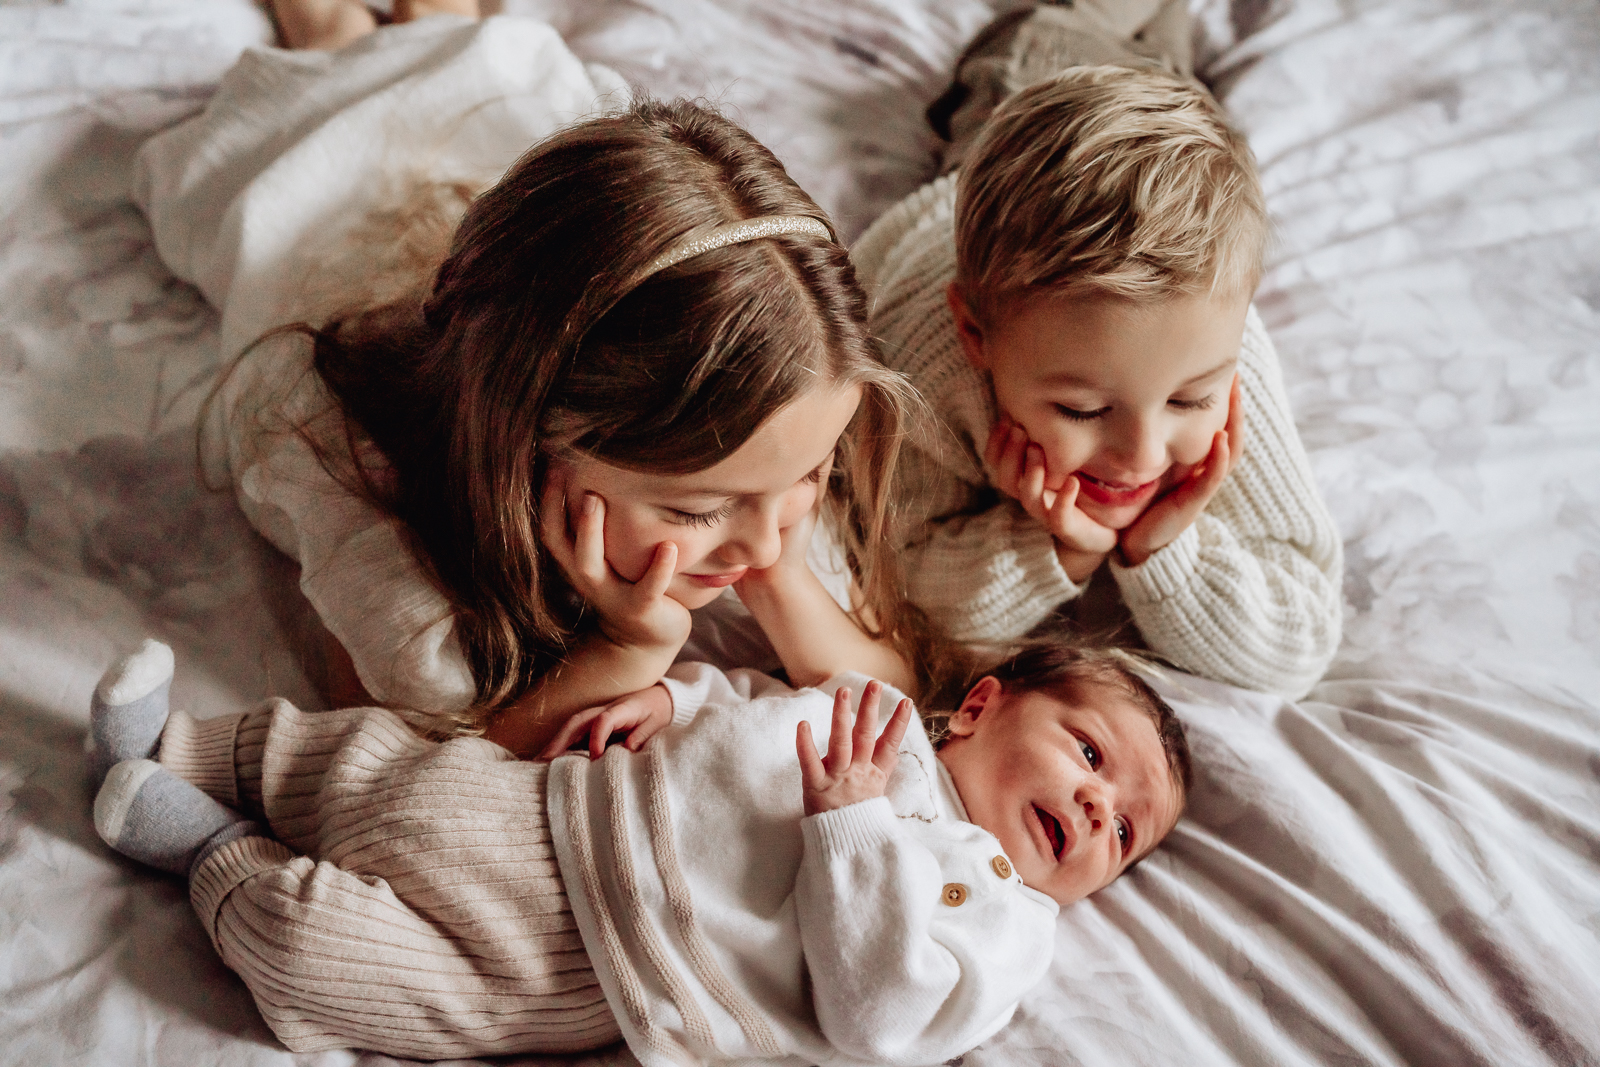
[137,1,924,753]
[87,635,1189,1063]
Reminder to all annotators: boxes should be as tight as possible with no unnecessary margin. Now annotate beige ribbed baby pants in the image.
[158,701,621,1058]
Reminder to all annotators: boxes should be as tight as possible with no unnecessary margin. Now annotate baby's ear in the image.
[947,675,1002,738]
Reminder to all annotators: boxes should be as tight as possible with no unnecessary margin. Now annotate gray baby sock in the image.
[94,759,261,877]
[88,639,175,785]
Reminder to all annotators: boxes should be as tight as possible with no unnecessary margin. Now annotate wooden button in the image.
[941,883,968,907]
[990,855,1013,879]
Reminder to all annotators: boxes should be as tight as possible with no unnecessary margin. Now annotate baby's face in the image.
[951,287,1247,531]
[937,677,1183,905]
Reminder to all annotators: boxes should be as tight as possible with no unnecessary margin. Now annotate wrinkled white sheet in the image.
[2,1,1598,1065]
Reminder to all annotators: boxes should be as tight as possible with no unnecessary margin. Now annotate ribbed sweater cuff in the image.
[1113,523,1201,605]
[659,675,701,729]
[801,797,898,859]
[189,834,297,941]
[159,710,241,807]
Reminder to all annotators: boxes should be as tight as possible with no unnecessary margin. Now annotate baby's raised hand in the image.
[985,418,1116,583]
[536,683,674,761]
[796,681,913,816]
[539,476,692,656]
[1118,373,1245,567]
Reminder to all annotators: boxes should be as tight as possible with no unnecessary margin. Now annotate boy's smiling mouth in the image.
[1034,804,1070,860]
[1074,470,1164,512]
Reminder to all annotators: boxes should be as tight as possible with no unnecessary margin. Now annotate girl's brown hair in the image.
[309,99,922,728]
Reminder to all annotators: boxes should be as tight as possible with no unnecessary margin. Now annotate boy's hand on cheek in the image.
[797,681,913,816]
[540,477,692,657]
[1118,374,1245,567]
[986,419,1114,583]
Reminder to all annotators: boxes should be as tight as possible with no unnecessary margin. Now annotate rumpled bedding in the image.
[2,1,1597,1066]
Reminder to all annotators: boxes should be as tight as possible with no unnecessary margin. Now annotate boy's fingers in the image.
[873,698,914,770]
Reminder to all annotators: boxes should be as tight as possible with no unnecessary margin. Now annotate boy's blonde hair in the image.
[955,65,1267,322]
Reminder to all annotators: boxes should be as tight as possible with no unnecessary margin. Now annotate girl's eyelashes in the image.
[667,500,735,528]
[1054,403,1110,422]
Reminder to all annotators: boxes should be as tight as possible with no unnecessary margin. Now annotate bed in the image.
[2,0,1597,1064]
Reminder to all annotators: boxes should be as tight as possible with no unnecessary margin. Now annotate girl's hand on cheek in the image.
[735,489,820,595]
[540,478,692,656]
[1118,373,1245,567]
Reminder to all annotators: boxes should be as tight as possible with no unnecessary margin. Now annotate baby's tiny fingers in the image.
[873,697,914,771]
[826,687,854,770]
[852,680,883,756]
[796,721,825,786]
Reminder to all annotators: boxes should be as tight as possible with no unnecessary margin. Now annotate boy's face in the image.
[950,287,1249,531]
[937,677,1183,905]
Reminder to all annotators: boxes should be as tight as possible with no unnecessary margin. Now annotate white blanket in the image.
[1,1,1597,1065]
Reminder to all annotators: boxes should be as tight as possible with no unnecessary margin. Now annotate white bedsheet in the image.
[2,1,1598,1065]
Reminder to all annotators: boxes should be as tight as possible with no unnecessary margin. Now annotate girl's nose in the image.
[722,510,783,570]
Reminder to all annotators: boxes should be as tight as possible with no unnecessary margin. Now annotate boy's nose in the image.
[1110,418,1167,480]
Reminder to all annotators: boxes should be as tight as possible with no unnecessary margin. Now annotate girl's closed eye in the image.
[668,500,735,528]
[1054,403,1110,422]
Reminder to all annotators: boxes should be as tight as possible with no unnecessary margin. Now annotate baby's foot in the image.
[95,760,261,878]
[88,639,174,786]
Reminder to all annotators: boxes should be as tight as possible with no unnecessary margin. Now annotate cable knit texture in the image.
[856,175,1343,697]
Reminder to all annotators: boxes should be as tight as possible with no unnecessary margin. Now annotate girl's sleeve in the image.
[794,799,1056,1067]
[219,334,477,717]
[1111,307,1344,698]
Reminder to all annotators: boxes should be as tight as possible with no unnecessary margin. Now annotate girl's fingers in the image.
[539,474,576,566]
[636,540,679,601]
[574,493,607,581]
[796,721,824,786]
[873,697,914,771]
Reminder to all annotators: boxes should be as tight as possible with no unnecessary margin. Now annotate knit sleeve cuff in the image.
[659,673,703,729]
[189,834,298,940]
[801,797,899,860]
[1111,523,1202,605]
[956,520,1084,642]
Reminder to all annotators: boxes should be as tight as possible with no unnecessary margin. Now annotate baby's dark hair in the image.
[963,643,1192,803]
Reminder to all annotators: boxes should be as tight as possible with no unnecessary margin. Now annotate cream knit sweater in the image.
[170,665,1057,1064]
[855,176,1343,698]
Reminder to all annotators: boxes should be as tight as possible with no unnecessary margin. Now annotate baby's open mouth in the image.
[1034,805,1066,860]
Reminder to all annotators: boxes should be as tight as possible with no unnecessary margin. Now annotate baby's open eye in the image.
[1115,815,1131,852]
[1078,737,1101,769]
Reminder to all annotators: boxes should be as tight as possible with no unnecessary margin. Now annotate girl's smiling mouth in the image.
[1034,804,1070,860]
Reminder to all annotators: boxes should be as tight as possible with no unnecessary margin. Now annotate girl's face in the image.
[553,383,863,610]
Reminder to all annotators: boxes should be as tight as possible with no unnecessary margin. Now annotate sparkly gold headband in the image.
[634,214,833,282]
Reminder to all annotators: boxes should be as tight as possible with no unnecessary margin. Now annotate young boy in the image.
[88,637,1188,1065]
[855,14,1343,699]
